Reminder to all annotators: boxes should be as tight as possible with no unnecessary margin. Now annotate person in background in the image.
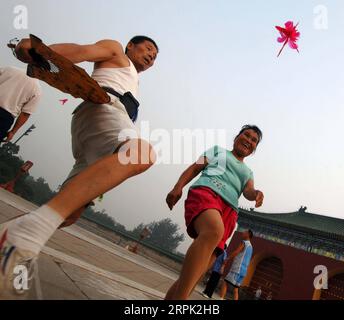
[254,286,262,300]
[0,66,41,143]
[202,244,228,299]
[219,230,254,300]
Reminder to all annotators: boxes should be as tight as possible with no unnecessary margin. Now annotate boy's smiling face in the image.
[233,129,259,158]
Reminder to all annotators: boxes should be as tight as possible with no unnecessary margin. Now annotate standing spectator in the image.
[0,66,41,143]
[202,245,228,299]
[219,230,254,300]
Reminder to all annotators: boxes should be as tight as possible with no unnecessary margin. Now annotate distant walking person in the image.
[254,286,262,300]
[220,230,253,300]
[0,66,41,143]
[202,245,228,299]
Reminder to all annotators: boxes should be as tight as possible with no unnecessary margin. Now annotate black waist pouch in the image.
[103,87,139,122]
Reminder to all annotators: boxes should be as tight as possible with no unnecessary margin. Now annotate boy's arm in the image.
[15,38,124,64]
[243,179,264,208]
[221,243,245,274]
[228,242,245,261]
[166,156,208,210]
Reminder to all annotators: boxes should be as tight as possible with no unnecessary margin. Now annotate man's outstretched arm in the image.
[15,38,124,64]
[49,40,124,63]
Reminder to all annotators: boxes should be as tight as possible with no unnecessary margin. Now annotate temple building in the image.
[227,207,344,300]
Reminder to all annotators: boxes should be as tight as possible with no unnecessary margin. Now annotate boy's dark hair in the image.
[235,125,263,145]
[248,229,254,239]
[125,36,159,54]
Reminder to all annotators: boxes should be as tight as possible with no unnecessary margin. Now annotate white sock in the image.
[7,205,64,255]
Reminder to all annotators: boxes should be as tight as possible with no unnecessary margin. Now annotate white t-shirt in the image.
[0,66,42,118]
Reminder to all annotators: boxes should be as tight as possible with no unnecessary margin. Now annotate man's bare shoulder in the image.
[95,39,125,56]
[93,39,129,67]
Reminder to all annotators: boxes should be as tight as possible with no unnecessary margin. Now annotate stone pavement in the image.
[0,189,218,300]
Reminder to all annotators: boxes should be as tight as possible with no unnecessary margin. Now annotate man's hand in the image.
[15,39,34,64]
[4,131,15,142]
[255,190,264,208]
[166,187,183,210]
[58,208,84,229]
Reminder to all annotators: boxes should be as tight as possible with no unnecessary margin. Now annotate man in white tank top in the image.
[0,36,158,298]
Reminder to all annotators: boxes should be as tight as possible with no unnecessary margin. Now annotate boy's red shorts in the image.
[185,186,238,252]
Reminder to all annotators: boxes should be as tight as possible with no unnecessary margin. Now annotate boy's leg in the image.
[233,287,239,300]
[219,280,228,299]
[165,279,179,300]
[203,272,214,296]
[166,252,216,300]
[209,272,222,298]
[191,252,217,296]
[207,254,217,270]
[203,271,219,298]
[169,209,224,300]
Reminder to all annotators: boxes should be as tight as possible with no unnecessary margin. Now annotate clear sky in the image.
[1,0,343,253]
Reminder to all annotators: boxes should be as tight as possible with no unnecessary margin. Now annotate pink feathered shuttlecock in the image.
[275,21,300,57]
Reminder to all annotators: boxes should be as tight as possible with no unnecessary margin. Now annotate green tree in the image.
[0,142,23,184]
[131,223,145,237]
[18,177,56,205]
[132,218,185,252]
[0,143,56,205]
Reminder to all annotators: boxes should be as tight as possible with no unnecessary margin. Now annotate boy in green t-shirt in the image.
[165,125,264,300]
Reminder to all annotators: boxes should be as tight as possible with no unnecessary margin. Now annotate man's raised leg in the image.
[48,139,155,218]
[0,139,155,298]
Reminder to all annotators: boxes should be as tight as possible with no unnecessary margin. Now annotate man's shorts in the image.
[225,271,245,288]
[184,186,238,252]
[64,98,139,184]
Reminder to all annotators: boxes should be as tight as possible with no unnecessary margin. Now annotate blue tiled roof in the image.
[239,208,344,238]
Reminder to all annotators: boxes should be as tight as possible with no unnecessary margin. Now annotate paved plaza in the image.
[0,189,213,300]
